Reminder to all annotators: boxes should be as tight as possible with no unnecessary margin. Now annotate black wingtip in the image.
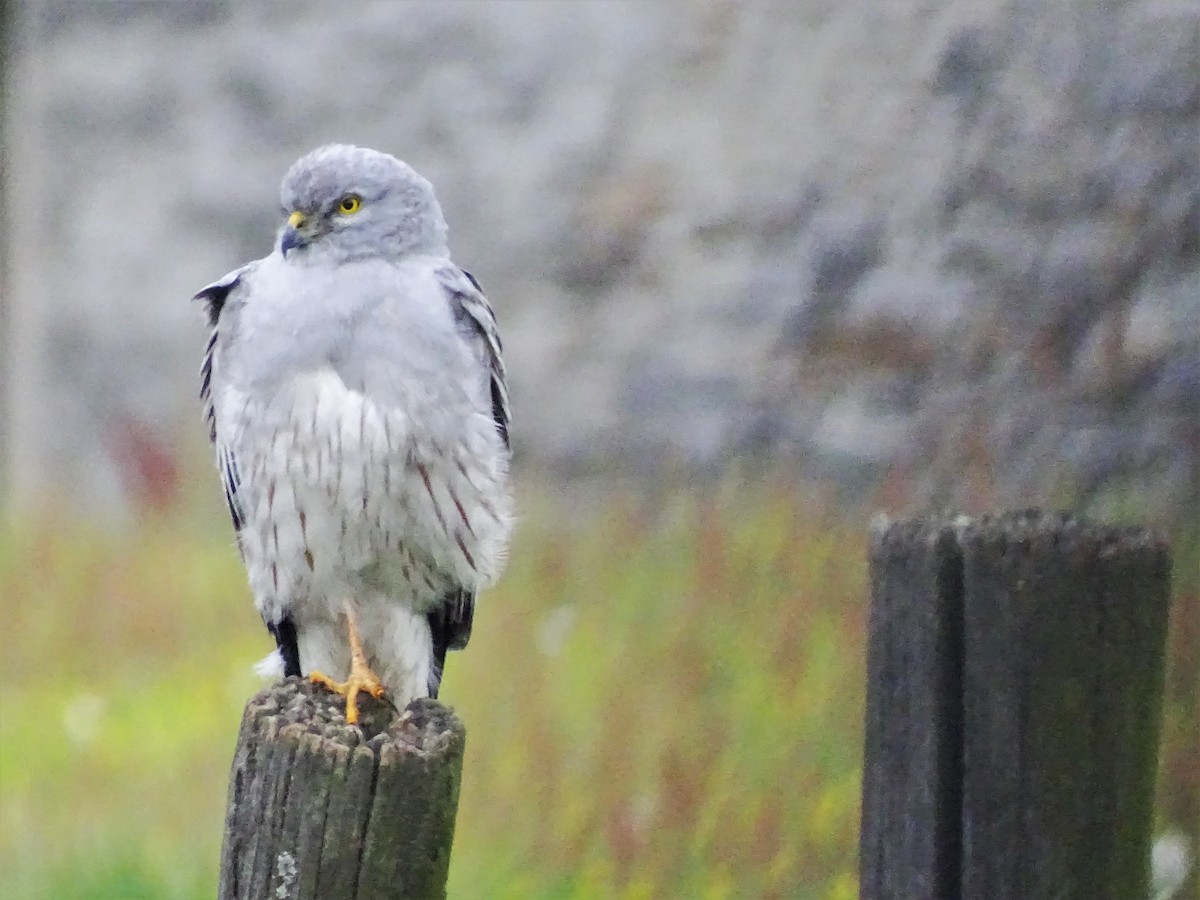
[426,589,476,697]
[427,611,450,698]
[267,615,301,678]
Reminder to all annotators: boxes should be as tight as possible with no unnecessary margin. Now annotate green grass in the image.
[0,482,1194,898]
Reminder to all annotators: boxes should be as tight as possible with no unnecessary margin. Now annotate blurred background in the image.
[0,1,1196,898]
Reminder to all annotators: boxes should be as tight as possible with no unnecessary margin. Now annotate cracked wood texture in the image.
[861,511,1172,900]
[218,678,465,900]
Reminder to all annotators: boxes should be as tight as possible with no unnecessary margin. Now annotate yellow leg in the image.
[309,600,385,724]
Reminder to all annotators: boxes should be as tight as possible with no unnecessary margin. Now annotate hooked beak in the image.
[280,210,310,257]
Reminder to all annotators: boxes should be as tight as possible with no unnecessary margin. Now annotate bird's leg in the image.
[309,599,386,724]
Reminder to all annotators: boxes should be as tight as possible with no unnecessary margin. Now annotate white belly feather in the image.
[220,366,511,699]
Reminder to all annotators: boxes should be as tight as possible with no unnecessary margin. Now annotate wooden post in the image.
[860,511,1172,900]
[219,678,466,900]
[860,518,964,898]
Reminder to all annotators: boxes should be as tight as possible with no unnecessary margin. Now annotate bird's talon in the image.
[308,661,386,725]
[309,670,340,691]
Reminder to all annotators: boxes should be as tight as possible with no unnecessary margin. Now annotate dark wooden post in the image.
[860,511,1172,900]
[219,679,466,900]
[860,518,965,898]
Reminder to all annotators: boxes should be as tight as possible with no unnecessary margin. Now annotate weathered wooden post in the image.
[860,511,1172,900]
[219,678,465,900]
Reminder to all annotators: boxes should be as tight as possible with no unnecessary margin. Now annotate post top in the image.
[243,677,465,758]
[870,508,1170,558]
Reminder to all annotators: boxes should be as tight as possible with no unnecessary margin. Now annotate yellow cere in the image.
[338,194,362,214]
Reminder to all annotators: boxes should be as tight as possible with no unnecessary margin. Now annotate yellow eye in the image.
[338,194,362,215]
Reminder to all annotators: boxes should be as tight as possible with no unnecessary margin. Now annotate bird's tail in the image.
[253,649,285,679]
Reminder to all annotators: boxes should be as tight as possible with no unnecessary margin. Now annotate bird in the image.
[195,144,512,723]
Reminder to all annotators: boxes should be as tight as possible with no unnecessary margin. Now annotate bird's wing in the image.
[438,266,511,450]
[194,262,301,677]
[194,265,253,533]
[422,266,511,689]
[426,587,474,698]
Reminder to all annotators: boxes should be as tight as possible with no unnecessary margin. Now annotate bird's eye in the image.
[338,194,362,215]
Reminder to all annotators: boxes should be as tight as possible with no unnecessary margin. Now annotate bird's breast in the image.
[222,365,511,621]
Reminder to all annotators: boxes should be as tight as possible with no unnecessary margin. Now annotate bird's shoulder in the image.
[193,260,261,327]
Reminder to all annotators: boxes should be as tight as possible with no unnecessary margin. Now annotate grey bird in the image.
[196,144,513,722]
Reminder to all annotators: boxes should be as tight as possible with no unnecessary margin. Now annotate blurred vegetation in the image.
[0,477,1194,899]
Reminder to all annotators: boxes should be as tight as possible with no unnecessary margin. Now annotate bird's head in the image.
[277,144,449,262]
